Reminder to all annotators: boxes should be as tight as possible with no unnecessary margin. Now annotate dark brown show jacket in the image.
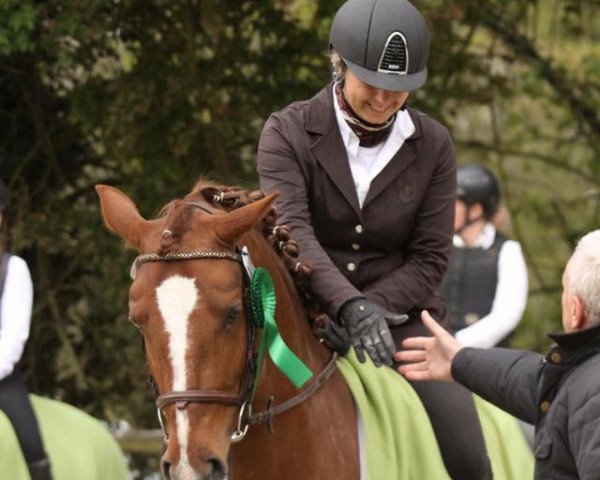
[257,83,456,333]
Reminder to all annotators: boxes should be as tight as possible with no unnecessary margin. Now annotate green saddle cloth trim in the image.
[0,394,128,480]
[337,349,534,480]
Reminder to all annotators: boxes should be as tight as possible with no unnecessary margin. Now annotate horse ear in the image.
[213,192,278,246]
[95,184,154,251]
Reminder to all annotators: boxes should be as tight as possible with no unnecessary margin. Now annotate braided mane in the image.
[180,182,306,279]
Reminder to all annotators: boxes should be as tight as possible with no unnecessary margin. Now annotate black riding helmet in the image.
[0,179,9,211]
[329,0,430,92]
[457,165,500,219]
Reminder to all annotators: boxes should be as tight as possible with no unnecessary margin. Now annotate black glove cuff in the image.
[336,296,367,323]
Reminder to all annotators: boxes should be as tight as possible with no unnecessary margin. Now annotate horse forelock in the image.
[156,200,195,256]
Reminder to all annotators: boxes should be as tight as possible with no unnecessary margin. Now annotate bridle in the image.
[136,201,337,443]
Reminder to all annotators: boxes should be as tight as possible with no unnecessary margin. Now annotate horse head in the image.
[96,183,278,480]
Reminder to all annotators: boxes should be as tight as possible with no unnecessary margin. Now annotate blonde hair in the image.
[566,230,600,326]
[329,50,347,83]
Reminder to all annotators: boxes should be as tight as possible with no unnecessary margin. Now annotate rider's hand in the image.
[337,298,408,367]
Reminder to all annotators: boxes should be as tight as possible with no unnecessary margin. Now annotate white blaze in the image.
[156,275,198,468]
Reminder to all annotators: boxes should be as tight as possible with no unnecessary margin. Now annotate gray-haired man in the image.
[396,230,600,479]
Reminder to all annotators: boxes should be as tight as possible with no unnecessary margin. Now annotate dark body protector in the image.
[452,324,600,479]
[257,83,492,480]
[441,232,512,346]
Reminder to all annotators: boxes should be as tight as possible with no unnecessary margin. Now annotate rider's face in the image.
[343,70,409,124]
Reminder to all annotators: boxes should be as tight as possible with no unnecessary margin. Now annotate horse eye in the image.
[223,304,242,329]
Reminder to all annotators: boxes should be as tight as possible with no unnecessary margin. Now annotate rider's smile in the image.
[343,70,409,124]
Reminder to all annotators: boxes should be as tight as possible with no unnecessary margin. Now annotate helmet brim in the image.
[343,56,427,92]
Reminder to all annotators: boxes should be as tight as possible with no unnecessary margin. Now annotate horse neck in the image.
[228,231,360,480]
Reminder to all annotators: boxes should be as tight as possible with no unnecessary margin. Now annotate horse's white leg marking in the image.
[156,275,198,471]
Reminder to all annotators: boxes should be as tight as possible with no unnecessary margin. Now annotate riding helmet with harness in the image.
[329,0,430,92]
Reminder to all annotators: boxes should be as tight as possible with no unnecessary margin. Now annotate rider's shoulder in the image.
[406,107,451,140]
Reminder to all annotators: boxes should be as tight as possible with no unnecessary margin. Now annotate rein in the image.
[248,353,337,430]
[138,201,337,443]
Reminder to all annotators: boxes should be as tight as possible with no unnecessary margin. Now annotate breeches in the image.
[392,319,493,480]
[0,369,49,468]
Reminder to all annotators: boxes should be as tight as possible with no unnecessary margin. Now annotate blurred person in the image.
[0,179,52,480]
[396,229,600,479]
[257,0,492,477]
[440,164,528,348]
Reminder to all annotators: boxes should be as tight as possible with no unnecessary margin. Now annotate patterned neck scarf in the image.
[334,82,397,148]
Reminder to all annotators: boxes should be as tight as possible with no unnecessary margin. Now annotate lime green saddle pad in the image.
[337,350,534,480]
[475,395,534,479]
[0,394,128,480]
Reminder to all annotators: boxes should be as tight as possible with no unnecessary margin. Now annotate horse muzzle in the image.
[162,455,227,480]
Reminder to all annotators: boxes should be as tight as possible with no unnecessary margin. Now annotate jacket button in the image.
[550,352,561,364]
[540,401,551,413]
[347,262,356,272]
[355,225,363,234]
[352,243,360,251]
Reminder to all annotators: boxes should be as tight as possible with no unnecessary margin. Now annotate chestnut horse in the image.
[97,182,359,480]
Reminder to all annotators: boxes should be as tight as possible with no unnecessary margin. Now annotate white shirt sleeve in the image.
[0,255,34,379]
[455,240,528,348]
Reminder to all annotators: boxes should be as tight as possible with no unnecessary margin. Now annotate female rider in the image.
[441,164,528,348]
[257,0,492,477]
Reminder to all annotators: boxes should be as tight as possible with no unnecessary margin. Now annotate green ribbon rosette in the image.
[250,267,313,388]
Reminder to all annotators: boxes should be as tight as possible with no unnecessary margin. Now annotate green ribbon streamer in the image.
[251,267,313,388]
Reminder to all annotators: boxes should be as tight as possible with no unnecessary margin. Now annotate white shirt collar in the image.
[453,223,497,249]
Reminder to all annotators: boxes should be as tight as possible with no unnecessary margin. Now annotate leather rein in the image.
[136,201,337,442]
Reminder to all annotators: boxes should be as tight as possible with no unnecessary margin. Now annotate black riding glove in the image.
[337,298,408,367]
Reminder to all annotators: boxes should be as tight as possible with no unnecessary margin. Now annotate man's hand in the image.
[338,298,408,367]
[394,310,463,381]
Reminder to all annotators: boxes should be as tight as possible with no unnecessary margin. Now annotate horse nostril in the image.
[208,458,226,480]
[161,459,172,480]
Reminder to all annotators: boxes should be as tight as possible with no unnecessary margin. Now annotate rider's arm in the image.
[0,255,33,380]
[455,240,528,348]
[451,346,541,424]
[257,113,362,316]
